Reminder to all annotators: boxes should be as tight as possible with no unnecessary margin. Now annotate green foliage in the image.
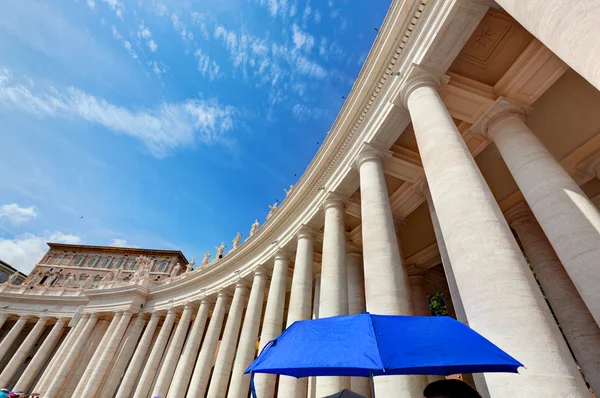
[428,292,449,316]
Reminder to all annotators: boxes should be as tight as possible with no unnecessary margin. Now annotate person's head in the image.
[423,379,482,398]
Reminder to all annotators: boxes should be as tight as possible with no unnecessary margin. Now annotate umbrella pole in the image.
[369,371,376,398]
[250,372,258,398]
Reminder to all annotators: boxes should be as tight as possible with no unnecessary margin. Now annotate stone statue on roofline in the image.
[216,242,225,259]
[249,219,259,238]
[186,258,195,272]
[284,184,295,196]
[82,276,94,289]
[232,232,241,250]
[4,271,19,285]
[170,263,181,278]
[266,202,278,220]
[63,274,75,287]
[201,251,211,268]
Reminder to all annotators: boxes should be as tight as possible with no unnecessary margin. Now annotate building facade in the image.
[0,260,26,286]
[1,1,600,397]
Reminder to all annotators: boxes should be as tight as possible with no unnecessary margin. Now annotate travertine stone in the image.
[478,97,600,326]
[228,269,268,398]
[494,0,600,91]
[168,300,211,397]
[316,197,350,397]
[46,313,99,397]
[207,283,250,398]
[82,311,132,397]
[152,304,194,398]
[115,311,161,398]
[186,291,230,398]
[255,252,290,398]
[307,274,321,398]
[133,308,177,398]
[0,314,8,331]
[0,316,48,387]
[356,146,426,397]
[403,76,589,397]
[507,203,600,394]
[0,316,30,364]
[278,227,314,398]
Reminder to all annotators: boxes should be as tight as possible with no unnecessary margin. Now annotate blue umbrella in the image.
[246,313,522,396]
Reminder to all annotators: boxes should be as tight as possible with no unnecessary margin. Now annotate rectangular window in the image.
[128,260,136,269]
[103,258,112,268]
[54,256,63,265]
[116,259,125,269]
[75,257,84,266]
[159,261,168,271]
[89,257,98,267]
[63,256,73,265]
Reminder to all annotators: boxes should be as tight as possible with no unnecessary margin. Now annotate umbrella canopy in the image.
[246,313,522,377]
[323,389,367,398]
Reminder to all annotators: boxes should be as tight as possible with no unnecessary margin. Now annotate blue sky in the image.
[0,0,389,273]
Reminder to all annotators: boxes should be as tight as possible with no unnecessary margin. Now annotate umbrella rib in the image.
[367,313,385,373]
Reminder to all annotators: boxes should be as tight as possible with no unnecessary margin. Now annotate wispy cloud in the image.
[102,0,125,19]
[292,103,328,121]
[109,238,138,247]
[292,24,314,52]
[0,68,237,157]
[86,0,96,10]
[255,0,290,18]
[137,21,158,52]
[0,231,83,273]
[112,25,138,60]
[0,203,39,224]
[194,49,220,80]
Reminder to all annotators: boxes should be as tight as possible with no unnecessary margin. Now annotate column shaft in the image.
[356,149,426,397]
[45,313,99,397]
[82,311,132,397]
[115,312,161,398]
[0,314,8,331]
[307,274,321,398]
[0,317,48,387]
[405,80,588,397]
[73,311,123,396]
[494,0,600,90]
[168,301,211,397]
[0,316,30,364]
[508,204,600,394]
[228,270,268,398]
[133,308,176,398]
[254,253,290,398]
[316,198,350,397]
[152,304,194,398]
[13,318,68,392]
[186,292,230,398]
[207,283,249,398]
[409,274,431,317]
[278,229,314,398]
[486,105,600,325]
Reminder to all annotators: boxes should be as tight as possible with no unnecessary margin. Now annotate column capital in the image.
[274,249,291,263]
[355,142,392,169]
[88,312,100,320]
[217,289,232,299]
[150,310,162,319]
[200,296,216,305]
[166,308,177,316]
[504,202,536,229]
[37,316,51,322]
[471,97,528,138]
[253,265,270,279]
[235,279,251,291]
[346,243,362,257]
[322,192,346,211]
[57,316,70,324]
[183,301,196,311]
[394,63,447,108]
[296,225,316,240]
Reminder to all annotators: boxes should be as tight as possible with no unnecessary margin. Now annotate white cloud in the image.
[191,12,210,40]
[0,232,83,274]
[0,68,237,157]
[302,2,312,22]
[314,10,322,23]
[112,25,138,60]
[0,203,38,224]
[109,238,135,247]
[292,24,314,52]
[194,49,220,80]
[292,103,327,120]
[154,2,168,16]
[137,22,152,40]
[254,0,290,18]
[295,55,326,78]
[147,39,158,52]
[102,0,125,19]
[148,60,167,75]
[86,0,96,10]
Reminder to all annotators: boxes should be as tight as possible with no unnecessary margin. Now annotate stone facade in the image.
[1,1,600,397]
[0,260,26,285]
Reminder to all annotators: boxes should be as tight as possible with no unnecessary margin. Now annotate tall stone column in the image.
[13,317,68,392]
[346,250,371,397]
[168,299,211,397]
[73,311,123,396]
[316,196,350,397]
[0,316,30,363]
[186,290,230,398]
[133,308,176,398]
[409,272,431,317]
[307,274,321,398]
[208,282,250,398]
[422,183,468,323]
[115,311,161,398]
[34,316,84,394]
[278,227,314,398]
[0,316,48,387]
[474,97,600,325]
[152,303,194,398]
[101,314,147,397]
[255,252,290,398]
[507,203,600,393]
[228,269,268,398]
[356,145,426,397]
[82,311,132,397]
[0,314,8,330]
[494,0,600,91]
[400,70,589,397]
[46,312,99,397]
